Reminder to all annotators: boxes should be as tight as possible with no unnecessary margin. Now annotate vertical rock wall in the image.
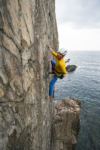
[0,0,58,149]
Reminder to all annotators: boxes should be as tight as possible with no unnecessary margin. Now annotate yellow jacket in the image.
[52,51,67,76]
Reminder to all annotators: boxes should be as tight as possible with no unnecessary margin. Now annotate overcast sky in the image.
[55,0,100,50]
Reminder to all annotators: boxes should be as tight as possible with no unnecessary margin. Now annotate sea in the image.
[54,50,100,150]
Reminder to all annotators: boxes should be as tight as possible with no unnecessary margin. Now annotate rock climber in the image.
[47,44,67,99]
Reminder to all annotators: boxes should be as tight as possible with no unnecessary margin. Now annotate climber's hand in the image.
[47,44,50,48]
[63,74,66,78]
[47,44,53,53]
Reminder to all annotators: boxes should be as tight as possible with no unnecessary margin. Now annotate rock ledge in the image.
[51,97,81,150]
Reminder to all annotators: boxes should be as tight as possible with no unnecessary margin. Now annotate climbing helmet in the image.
[58,48,67,56]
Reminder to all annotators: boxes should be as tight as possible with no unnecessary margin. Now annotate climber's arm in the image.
[47,44,53,53]
[60,65,67,77]
[47,44,57,57]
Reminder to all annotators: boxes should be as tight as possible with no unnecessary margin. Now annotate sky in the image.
[55,0,100,50]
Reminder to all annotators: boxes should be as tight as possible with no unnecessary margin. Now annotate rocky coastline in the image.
[51,97,81,150]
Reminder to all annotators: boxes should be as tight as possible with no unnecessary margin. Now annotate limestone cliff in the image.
[0,0,58,149]
[0,1,81,150]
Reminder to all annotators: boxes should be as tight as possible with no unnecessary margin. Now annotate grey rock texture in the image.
[66,65,77,72]
[51,97,81,150]
[0,0,81,150]
[0,0,58,149]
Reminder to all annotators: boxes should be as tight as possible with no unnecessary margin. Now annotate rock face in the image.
[66,65,77,72]
[51,97,81,150]
[0,1,81,150]
[0,0,58,149]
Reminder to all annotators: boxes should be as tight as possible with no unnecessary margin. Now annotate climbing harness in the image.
[52,68,64,79]
[54,69,63,75]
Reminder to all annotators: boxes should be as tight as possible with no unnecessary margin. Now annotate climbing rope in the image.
[47,9,51,150]
[47,19,51,150]
[46,1,51,149]
[48,51,51,150]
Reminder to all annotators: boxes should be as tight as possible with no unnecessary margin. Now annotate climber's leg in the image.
[49,74,57,96]
[51,60,56,71]
[49,60,56,74]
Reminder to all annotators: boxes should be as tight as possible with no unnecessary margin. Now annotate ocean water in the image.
[54,50,100,150]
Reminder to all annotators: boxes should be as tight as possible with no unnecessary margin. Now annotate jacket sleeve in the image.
[60,64,67,74]
[52,51,57,57]
[62,67,67,74]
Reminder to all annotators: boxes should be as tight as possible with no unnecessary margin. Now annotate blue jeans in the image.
[49,60,61,96]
